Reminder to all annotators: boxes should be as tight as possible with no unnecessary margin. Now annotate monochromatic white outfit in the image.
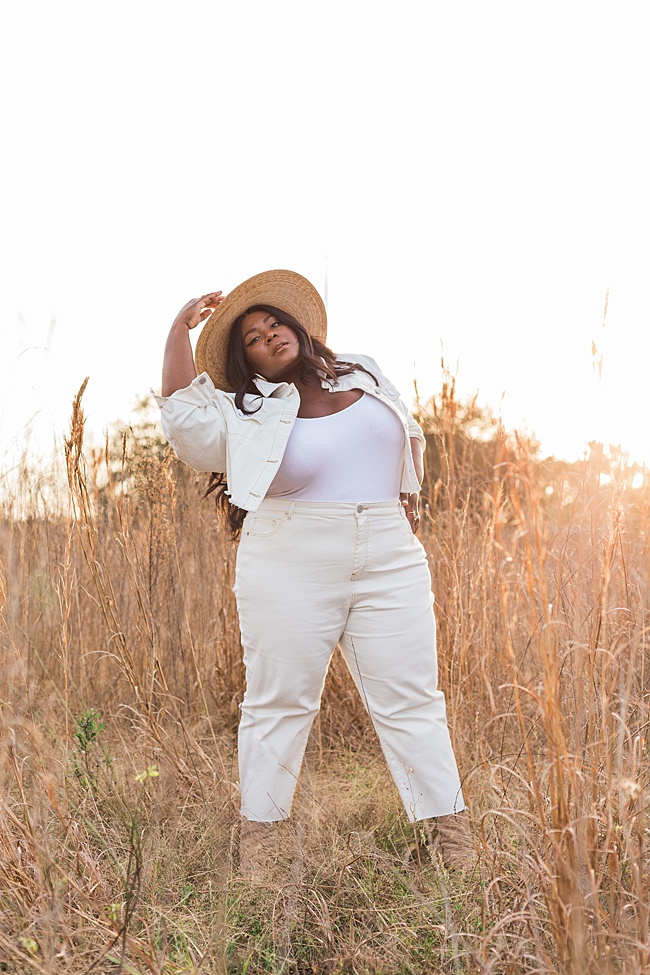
[156,355,465,823]
[155,354,423,510]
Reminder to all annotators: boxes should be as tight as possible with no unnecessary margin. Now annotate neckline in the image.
[296,392,365,421]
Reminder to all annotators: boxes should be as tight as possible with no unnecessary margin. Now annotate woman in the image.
[158,270,473,874]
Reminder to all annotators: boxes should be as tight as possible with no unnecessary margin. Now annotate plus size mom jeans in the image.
[233,499,465,823]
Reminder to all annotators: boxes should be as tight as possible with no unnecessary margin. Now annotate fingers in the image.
[193,292,225,323]
[401,492,420,533]
[196,291,224,309]
[173,291,226,331]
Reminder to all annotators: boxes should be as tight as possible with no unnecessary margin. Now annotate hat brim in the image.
[195,269,327,392]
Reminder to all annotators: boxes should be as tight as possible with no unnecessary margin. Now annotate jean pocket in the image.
[244,511,289,538]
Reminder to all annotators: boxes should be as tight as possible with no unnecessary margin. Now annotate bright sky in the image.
[1,1,649,472]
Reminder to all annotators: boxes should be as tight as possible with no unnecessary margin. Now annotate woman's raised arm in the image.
[162,291,224,397]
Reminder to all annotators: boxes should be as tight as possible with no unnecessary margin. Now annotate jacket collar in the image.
[250,362,374,399]
[252,376,291,397]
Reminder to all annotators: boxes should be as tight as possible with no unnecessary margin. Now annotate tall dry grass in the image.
[0,378,648,974]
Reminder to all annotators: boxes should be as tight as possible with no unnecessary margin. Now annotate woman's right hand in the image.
[173,291,225,330]
[163,291,224,396]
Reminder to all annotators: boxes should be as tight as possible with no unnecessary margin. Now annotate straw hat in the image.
[195,269,327,391]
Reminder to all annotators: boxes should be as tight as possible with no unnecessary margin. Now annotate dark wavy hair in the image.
[204,304,376,539]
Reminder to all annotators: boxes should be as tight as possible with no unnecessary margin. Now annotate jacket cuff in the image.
[407,417,426,448]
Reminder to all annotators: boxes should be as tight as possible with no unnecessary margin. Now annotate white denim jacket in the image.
[155,354,425,512]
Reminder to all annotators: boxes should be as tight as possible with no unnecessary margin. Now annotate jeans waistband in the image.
[252,498,403,517]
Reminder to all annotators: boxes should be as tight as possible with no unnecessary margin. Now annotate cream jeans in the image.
[233,499,465,822]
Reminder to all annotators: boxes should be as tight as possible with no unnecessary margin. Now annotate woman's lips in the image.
[273,341,289,355]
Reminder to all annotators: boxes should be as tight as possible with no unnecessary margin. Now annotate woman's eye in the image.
[248,336,259,346]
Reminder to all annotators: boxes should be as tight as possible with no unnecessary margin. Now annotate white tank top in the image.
[266,392,405,502]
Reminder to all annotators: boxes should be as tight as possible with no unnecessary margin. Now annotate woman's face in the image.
[240,309,301,382]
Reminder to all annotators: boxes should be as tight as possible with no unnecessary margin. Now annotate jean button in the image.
[357,504,364,513]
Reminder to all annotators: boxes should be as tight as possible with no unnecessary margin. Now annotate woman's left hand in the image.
[400,493,420,534]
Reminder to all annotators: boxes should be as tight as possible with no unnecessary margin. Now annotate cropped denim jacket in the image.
[155,353,425,512]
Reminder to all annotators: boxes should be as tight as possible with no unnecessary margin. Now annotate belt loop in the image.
[288,501,296,520]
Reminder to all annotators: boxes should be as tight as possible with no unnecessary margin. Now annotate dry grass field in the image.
[0,377,648,974]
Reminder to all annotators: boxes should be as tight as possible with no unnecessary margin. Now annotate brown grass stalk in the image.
[0,381,647,973]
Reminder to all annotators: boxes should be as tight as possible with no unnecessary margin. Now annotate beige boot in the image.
[239,819,281,883]
[431,809,476,872]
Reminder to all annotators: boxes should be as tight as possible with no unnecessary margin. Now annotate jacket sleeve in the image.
[153,373,228,473]
[346,353,426,450]
[406,411,426,448]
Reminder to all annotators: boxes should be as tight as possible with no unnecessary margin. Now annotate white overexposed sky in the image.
[1,1,649,472]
